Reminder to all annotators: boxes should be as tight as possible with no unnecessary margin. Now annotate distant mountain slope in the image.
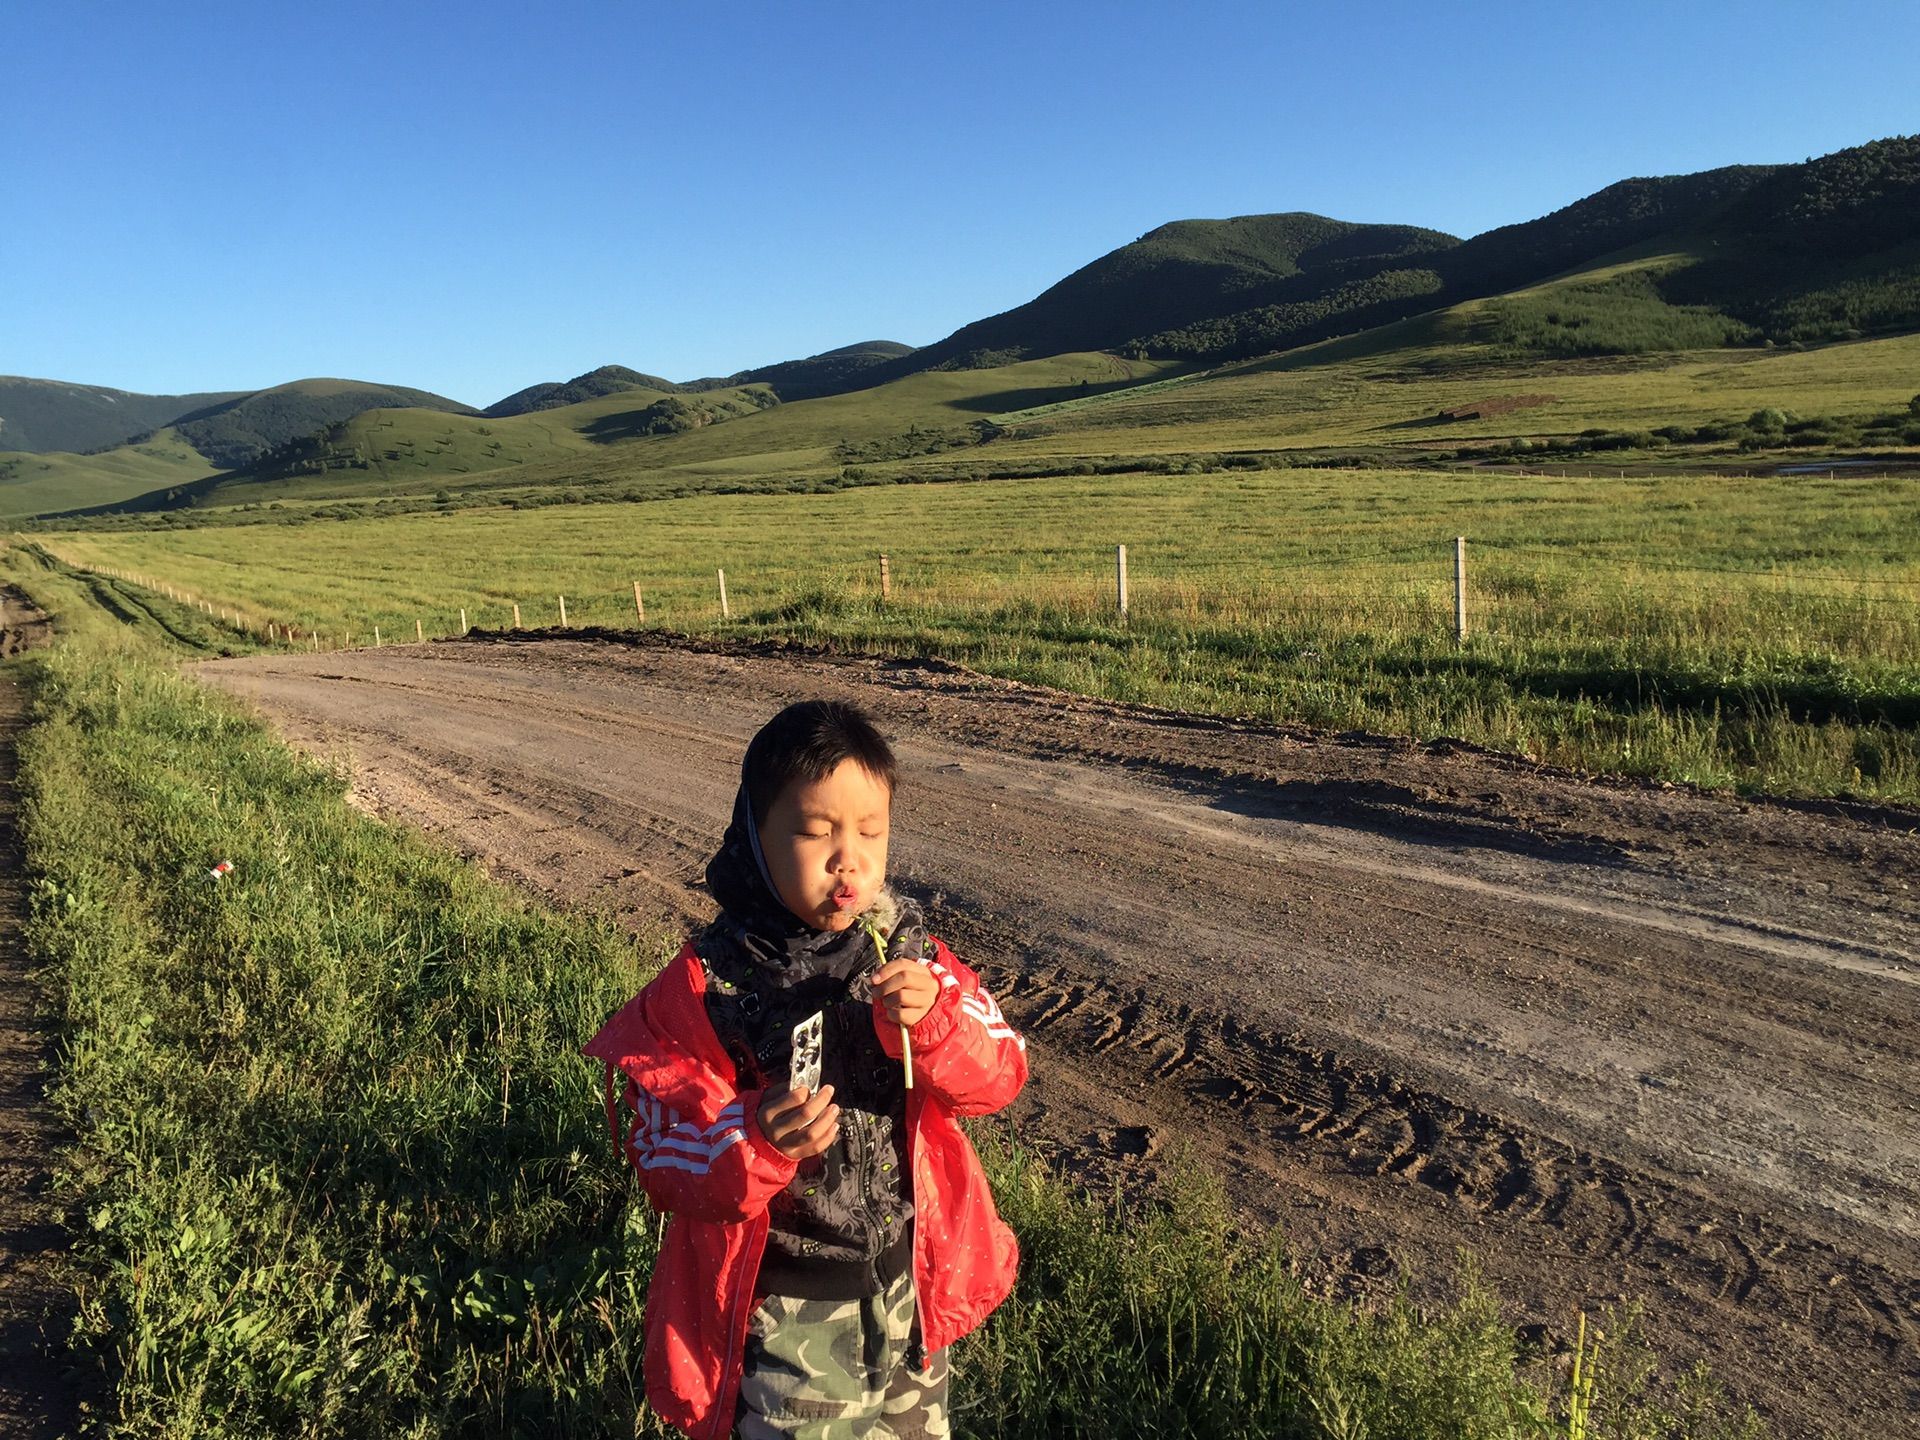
[0,377,246,455]
[1124,139,1919,366]
[166,379,478,469]
[484,344,916,416]
[1460,137,1920,361]
[54,379,791,517]
[1664,134,1920,340]
[1129,167,1780,363]
[0,374,480,471]
[484,365,682,418]
[1435,165,1778,299]
[689,340,918,401]
[894,214,1459,373]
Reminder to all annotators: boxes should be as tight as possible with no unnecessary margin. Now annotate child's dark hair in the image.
[743,700,898,824]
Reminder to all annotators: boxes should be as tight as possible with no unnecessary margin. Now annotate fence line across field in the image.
[56,539,1920,661]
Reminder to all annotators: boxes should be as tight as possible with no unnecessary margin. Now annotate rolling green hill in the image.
[483,364,681,417]
[890,214,1460,374]
[0,375,477,471]
[1127,136,1920,366]
[996,291,1920,462]
[34,353,1178,521]
[0,428,218,519]
[687,339,918,401]
[1665,134,1920,340]
[0,377,246,455]
[48,381,796,515]
[1125,167,1783,363]
[167,379,478,468]
[481,343,918,417]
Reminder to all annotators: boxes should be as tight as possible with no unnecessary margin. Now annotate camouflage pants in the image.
[732,1270,950,1439]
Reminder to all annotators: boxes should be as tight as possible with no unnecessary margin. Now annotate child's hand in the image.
[757,1083,840,1160]
[872,959,941,1029]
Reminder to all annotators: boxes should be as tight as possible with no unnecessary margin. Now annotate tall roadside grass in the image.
[8,552,1766,1438]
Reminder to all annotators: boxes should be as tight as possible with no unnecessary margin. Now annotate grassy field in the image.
[35,459,1920,803]
[2,546,1768,1438]
[0,428,217,519]
[1005,295,1920,461]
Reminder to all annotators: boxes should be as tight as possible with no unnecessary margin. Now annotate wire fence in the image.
[68,538,1920,670]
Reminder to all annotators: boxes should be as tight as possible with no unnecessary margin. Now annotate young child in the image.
[584,699,1028,1439]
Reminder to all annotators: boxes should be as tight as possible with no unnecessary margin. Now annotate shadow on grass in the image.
[1369,648,1920,730]
[948,373,1157,416]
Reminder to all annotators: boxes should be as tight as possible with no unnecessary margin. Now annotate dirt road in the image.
[194,629,1920,1437]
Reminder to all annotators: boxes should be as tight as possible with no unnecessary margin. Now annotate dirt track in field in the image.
[0,587,82,1440]
[194,629,1920,1438]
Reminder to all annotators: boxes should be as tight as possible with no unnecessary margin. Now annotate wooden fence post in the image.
[374,626,382,648]
[633,581,645,623]
[718,568,730,619]
[512,602,521,630]
[558,594,568,628]
[459,607,468,635]
[416,618,424,643]
[1454,536,1469,643]
[1116,544,1129,620]
[879,554,891,602]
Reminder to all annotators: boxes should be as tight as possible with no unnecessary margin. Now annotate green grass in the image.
[1009,304,1920,459]
[4,546,1766,1438]
[1473,268,1758,358]
[0,429,219,519]
[37,460,1920,803]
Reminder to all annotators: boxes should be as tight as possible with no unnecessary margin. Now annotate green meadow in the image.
[0,428,216,519]
[38,458,1920,803]
[1003,297,1920,462]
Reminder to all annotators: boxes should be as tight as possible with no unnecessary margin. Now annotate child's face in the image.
[761,758,892,932]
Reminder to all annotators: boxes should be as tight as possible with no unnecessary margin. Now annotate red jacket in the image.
[583,933,1027,1440]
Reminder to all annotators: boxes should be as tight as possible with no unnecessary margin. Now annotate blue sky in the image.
[7,0,1916,408]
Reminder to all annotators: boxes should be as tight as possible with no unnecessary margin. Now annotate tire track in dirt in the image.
[193,632,1920,1438]
[985,943,1918,1363]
